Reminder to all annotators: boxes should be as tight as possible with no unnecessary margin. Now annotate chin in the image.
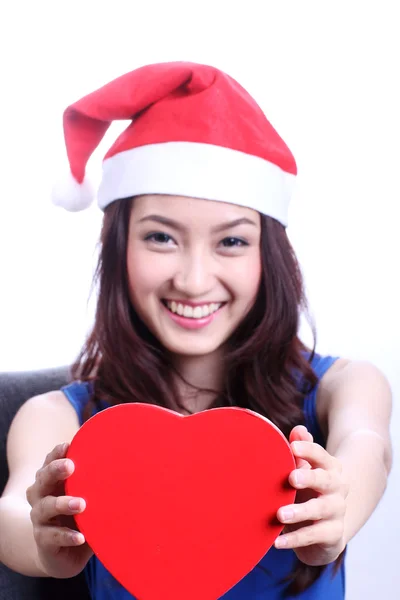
[162,338,223,358]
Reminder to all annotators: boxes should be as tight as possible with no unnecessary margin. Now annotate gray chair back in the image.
[0,368,90,599]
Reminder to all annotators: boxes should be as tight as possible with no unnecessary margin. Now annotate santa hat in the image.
[52,61,297,226]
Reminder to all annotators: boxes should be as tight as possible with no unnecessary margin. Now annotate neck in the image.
[169,350,224,414]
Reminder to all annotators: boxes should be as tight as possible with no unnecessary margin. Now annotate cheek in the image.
[231,253,262,301]
[248,255,262,288]
[127,249,169,302]
[127,251,154,301]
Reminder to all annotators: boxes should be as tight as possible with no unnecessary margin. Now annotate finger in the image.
[34,459,75,499]
[291,442,338,470]
[277,495,344,525]
[31,496,86,524]
[295,457,312,470]
[42,443,70,468]
[289,427,313,469]
[295,456,312,470]
[289,467,340,493]
[274,520,344,550]
[289,425,313,444]
[34,525,86,550]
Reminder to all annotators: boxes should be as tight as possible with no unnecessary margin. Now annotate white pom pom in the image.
[51,171,96,212]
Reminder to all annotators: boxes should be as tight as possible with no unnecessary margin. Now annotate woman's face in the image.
[127,195,262,358]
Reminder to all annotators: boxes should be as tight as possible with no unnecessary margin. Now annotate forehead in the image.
[131,194,261,225]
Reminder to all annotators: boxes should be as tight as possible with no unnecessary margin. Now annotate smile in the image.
[163,300,223,320]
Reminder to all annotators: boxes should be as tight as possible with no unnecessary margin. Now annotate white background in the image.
[0,1,398,598]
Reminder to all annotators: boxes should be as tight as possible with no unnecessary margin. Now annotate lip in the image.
[161,301,224,330]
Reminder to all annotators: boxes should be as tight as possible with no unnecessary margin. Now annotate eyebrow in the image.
[137,215,258,232]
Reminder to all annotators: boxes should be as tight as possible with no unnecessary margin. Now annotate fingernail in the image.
[294,470,305,485]
[68,499,81,511]
[280,509,294,522]
[73,532,85,544]
[292,442,300,453]
[275,536,288,548]
[63,459,74,473]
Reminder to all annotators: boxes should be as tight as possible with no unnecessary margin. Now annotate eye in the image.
[220,237,249,248]
[145,232,175,245]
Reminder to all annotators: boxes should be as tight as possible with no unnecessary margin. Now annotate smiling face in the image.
[126,195,262,358]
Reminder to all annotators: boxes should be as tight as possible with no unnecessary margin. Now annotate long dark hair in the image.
[72,197,339,594]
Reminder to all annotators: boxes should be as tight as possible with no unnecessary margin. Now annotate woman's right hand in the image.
[26,442,93,578]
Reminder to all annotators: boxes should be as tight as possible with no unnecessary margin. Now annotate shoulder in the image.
[318,358,391,399]
[316,359,392,439]
[5,391,80,495]
[315,356,349,384]
[11,390,80,428]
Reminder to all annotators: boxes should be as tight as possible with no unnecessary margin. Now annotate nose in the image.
[172,248,216,298]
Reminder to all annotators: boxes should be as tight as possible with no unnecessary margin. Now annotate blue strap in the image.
[61,381,93,426]
[303,354,338,446]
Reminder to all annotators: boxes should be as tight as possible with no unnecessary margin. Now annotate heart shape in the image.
[66,404,295,600]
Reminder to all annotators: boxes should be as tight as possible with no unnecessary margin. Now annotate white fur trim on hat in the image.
[52,171,96,212]
[98,142,295,226]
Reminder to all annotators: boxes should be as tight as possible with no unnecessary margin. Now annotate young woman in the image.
[0,62,392,599]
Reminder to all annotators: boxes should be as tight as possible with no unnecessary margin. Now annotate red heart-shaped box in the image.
[66,404,295,600]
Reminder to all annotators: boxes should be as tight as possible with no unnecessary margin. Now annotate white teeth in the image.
[201,305,209,317]
[193,306,203,318]
[183,305,193,317]
[166,301,222,319]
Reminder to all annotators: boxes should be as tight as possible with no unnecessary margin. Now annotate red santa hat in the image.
[52,61,297,226]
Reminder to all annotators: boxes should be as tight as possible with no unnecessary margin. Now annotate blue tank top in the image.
[62,354,345,599]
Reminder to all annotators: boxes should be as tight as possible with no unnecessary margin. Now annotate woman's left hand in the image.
[275,425,349,566]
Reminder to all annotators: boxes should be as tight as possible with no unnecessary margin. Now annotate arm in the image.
[319,359,392,542]
[275,359,392,565]
[0,391,80,576]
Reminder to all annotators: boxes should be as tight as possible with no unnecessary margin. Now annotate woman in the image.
[0,62,392,599]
